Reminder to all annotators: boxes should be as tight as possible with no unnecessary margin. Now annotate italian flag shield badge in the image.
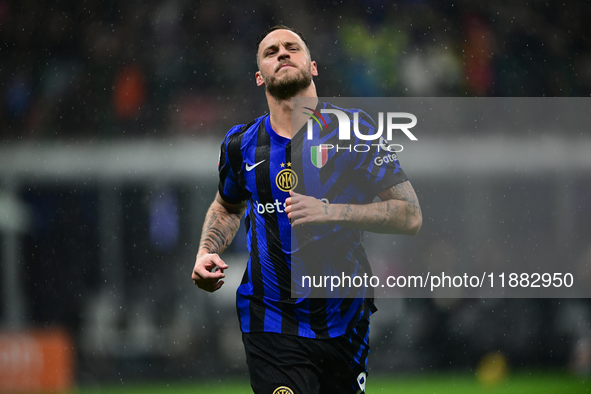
[311,145,329,168]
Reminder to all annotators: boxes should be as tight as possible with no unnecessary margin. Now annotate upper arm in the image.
[378,181,421,215]
[218,128,250,204]
[378,181,422,235]
[215,192,247,216]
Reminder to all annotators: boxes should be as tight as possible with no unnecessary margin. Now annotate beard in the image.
[263,65,313,101]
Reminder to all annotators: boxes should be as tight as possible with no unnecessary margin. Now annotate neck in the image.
[266,82,318,140]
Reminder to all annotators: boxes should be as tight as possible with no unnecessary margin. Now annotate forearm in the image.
[329,199,421,235]
[287,181,422,235]
[197,195,245,257]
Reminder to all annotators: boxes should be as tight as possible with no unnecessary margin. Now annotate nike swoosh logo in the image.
[245,160,265,171]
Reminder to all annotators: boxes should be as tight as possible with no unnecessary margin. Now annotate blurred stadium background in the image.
[1,0,591,392]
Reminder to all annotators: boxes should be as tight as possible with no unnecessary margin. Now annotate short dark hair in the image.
[255,25,310,64]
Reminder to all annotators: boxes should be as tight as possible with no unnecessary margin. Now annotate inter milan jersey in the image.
[218,102,407,339]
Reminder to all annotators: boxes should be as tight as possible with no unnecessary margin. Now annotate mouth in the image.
[276,62,296,72]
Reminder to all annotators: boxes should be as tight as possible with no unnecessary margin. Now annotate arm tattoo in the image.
[335,181,421,234]
[342,204,353,220]
[381,182,421,212]
[379,181,422,231]
[198,200,245,256]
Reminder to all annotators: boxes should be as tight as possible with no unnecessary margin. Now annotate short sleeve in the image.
[352,112,408,195]
[218,132,249,204]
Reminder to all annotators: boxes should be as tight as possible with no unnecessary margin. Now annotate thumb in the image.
[210,254,229,271]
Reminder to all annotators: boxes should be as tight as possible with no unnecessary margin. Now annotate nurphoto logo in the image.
[304,109,417,159]
[305,109,418,142]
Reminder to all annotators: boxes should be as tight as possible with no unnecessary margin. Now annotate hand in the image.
[285,190,332,226]
[191,253,228,292]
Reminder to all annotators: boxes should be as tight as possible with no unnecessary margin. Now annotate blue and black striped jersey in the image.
[218,102,408,339]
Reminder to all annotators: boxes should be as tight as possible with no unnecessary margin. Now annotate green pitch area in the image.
[77,372,589,394]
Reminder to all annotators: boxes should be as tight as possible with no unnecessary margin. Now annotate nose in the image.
[277,45,290,60]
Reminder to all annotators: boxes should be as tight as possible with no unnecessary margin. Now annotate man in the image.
[192,25,422,394]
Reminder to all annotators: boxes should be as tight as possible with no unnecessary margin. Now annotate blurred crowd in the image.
[1,0,590,140]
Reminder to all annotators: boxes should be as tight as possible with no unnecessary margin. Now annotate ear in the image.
[311,61,318,77]
[255,71,265,87]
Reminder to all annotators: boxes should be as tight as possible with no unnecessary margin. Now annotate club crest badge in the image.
[273,386,294,394]
[276,168,298,191]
